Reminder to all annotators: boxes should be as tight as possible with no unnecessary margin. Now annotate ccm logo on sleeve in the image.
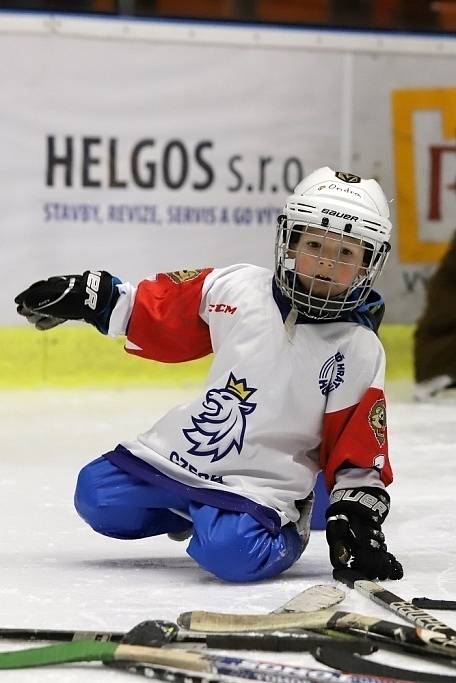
[85,271,101,310]
[208,304,237,314]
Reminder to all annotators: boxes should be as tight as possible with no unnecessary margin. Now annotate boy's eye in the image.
[341,247,353,257]
[306,241,322,250]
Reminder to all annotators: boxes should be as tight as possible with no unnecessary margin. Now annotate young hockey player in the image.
[15,167,403,583]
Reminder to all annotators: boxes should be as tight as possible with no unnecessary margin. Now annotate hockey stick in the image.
[0,639,422,682]
[413,599,456,611]
[125,647,455,683]
[110,661,370,683]
[0,622,361,659]
[0,619,376,657]
[313,642,456,683]
[0,584,344,644]
[121,637,456,683]
[177,608,456,658]
[100,616,456,671]
[0,619,453,682]
[334,569,456,649]
[118,620,365,652]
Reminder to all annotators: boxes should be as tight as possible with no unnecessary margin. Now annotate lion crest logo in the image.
[183,373,257,462]
[368,398,387,446]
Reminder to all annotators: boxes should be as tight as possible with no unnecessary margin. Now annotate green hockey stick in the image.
[0,640,198,669]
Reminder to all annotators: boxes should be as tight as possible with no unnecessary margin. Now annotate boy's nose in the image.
[318,255,334,268]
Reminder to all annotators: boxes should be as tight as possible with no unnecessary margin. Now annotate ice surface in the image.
[2,386,456,680]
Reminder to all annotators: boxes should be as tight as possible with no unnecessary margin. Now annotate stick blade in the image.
[272,585,345,614]
[315,643,456,683]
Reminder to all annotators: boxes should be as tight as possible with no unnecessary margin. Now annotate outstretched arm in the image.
[15,268,215,363]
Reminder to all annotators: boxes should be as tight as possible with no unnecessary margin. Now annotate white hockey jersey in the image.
[106,265,392,531]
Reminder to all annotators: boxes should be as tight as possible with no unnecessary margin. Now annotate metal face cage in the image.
[274,217,390,319]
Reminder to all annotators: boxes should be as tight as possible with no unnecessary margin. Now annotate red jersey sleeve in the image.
[319,387,392,490]
[125,269,213,363]
[318,329,392,491]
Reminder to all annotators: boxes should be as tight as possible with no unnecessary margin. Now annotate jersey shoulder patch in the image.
[166,270,203,284]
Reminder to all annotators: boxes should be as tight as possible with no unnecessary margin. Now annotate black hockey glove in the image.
[14,271,120,334]
[325,487,403,581]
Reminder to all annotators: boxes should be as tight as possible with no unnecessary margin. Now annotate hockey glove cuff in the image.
[15,271,121,334]
[325,486,403,581]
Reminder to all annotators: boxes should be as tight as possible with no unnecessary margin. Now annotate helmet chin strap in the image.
[284,307,298,342]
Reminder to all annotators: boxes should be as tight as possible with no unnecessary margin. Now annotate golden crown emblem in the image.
[225,373,256,401]
[167,270,202,284]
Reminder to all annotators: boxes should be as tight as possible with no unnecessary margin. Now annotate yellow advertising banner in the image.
[393,88,456,263]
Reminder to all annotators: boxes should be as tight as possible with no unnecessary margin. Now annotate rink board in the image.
[0,324,413,387]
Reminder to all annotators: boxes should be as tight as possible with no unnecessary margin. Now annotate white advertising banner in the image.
[0,15,455,323]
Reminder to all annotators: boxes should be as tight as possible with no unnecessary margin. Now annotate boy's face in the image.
[288,225,366,298]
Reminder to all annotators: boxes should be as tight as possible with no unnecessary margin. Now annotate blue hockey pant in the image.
[74,456,304,583]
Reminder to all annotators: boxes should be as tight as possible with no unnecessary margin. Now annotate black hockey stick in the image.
[314,642,456,683]
[0,584,344,644]
[119,620,365,652]
[0,626,126,643]
[412,598,456,611]
[334,569,456,649]
[0,619,357,652]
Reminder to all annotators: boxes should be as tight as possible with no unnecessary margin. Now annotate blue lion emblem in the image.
[183,373,257,462]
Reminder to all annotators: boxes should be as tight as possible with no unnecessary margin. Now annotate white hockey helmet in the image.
[274,166,392,319]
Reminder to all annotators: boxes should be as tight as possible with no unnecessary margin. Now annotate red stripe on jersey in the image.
[125,268,213,363]
[320,387,392,490]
